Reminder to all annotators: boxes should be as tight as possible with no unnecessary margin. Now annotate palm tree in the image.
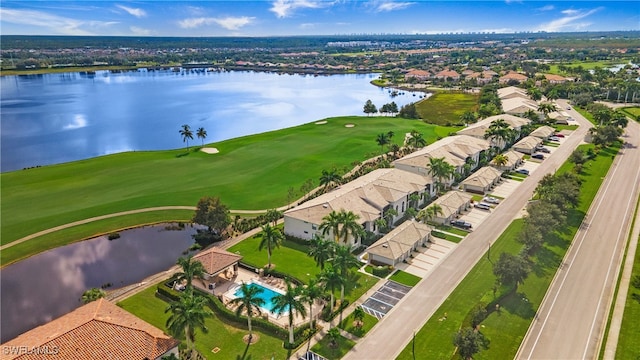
[179,124,194,151]
[484,119,513,149]
[308,234,335,270]
[318,264,344,321]
[229,282,265,342]
[460,111,477,124]
[173,255,206,291]
[319,210,342,243]
[408,193,421,209]
[301,278,324,353]
[272,280,307,345]
[319,169,341,189]
[389,143,401,159]
[537,102,557,120]
[383,207,398,228]
[81,288,105,304]
[331,244,360,324]
[264,208,283,227]
[492,154,508,168]
[259,224,283,269]
[326,327,341,348]
[165,291,212,352]
[376,133,390,154]
[337,209,363,245]
[427,157,455,192]
[523,109,540,123]
[352,306,365,329]
[196,127,207,146]
[407,130,427,149]
[417,204,444,224]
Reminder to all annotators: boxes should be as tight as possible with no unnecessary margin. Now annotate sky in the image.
[0,0,638,37]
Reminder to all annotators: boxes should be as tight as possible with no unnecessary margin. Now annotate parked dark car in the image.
[515,169,530,175]
[531,153,545,160]
[554,133,565,138]
[537,147,550,153]
[451,220,472,229]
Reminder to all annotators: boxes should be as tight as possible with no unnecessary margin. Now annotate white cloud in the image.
[270,0,324,18]
[63,114,88,130]
[130,26,152,36]
[178,16,254,30]
[116,4,146,18]
[537,7,603,32]
[505,0,523,4]
[538,5,555,11]
[376,1,414,12]
[0,8,117,35]
[214,16,255,30]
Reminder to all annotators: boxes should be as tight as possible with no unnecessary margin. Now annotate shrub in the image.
[107,232,120,240]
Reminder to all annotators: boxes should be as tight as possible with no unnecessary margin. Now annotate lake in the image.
[0,223,197,343]
[0,70,425,172]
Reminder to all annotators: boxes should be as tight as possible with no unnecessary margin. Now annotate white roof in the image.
[497,86,528,99]
[394,135,490,169]
[501,97,538,114]
[530,125,555,139]
[432,191,473,218]
[461,166,503,188]
[513,136,542,150]
[284,168,432,225]
[366,220,432,260]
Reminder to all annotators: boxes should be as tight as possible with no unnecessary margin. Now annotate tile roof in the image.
[432,191,473,218]
[192,247,243,276]
[497,86,528,99]
[529,125,555,139]
[1,299,179,360]
[394,135,490,170]
[501,97,538,114]
[513,136,542,151]
[461,166,503,188]
[284,168,432,225]
[367,220,432,260]
[499,71,528,81]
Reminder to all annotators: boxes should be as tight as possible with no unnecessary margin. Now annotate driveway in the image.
[490,179,520,198]
[395,239,457,278]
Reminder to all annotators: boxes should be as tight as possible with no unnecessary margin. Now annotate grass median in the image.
[1,116,458,252]
[397,141,620,359]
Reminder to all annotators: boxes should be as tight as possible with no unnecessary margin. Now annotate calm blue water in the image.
[0,70,424,172]
[234,282,289,314]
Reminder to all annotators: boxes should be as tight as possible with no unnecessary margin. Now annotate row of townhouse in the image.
[283,168,435,248]
[457,113,531,149]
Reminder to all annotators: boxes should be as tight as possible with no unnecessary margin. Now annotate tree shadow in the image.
[500,291,536,320]
[235,342,252,360]
[530,246,562,277]
[545,232,570,250]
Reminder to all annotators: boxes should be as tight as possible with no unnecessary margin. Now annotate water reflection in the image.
[0,224,197,342]
[1,70,424,172]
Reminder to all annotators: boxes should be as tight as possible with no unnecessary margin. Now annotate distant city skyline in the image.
[0,1,637,37]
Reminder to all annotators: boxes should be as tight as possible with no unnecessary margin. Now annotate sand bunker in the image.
[315,120,328,125]
[345,124,355,128]
[201,147,220,154]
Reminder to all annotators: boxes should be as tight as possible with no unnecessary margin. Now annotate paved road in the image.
[344,101,593,360]
[516,115,640,359]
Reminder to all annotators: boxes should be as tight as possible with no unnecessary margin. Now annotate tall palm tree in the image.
[272,280,307,345]
[317,264,344,321]
[264,208,283,227]
[259,224,283,269]
[460,111,477,124]
[319,169,341,189]
[229,282,265,342]
[537,102,557,120]
[523,109,540,123]
[331,245,360,324]
[407,130,427,149]
[383,207,398,229]
[376,133,390,154]
[179,124,194,151]
[301,278,323,335]
[408,193,421,209]
[484,119,513,149]
[196,127,207,146]
[427,157,455,192]
[319,210,342,243]
[174,255,206,291]
[308,234,335,270]
[337,209,363,245]
[165,291,212,352]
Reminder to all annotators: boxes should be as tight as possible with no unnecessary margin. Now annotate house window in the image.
[311,224,317,230]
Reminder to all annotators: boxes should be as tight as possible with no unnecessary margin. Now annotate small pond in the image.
[0,223,198,342]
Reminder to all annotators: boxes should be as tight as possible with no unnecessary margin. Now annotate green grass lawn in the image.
[431,230,463,243]
[434,224,469,237]
[620,107,640,121]
[548,61,616,74]
[615,232,640,359]
[227,235,319,283]
[575,106,597,126]
[389,270,422,287]
[416,92,479,126]
[397,138,619,360]
[118,284,290,360]
[554,124,579,131]
[1,116,458,254]
[338,311,379,338]
[310,333,356,360]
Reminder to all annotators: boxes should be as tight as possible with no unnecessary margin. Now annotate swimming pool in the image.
[232,282,289,315]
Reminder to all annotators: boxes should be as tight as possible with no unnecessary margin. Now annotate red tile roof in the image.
[192,247,242,276]
[1,299,178,360]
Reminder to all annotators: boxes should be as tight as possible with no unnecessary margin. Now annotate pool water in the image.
[233,282,289,315]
